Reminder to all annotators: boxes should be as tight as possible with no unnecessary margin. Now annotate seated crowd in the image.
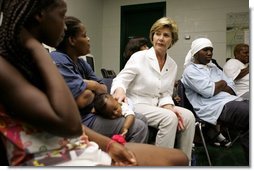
[0,0,249,166]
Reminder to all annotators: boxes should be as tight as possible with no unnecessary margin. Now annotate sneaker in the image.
[212,139,231,147]
[219,139,231,147]
[212,141,221,147]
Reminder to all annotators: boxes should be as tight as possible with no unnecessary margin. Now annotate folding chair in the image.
[176,80,212,166]
[224,127,240,148]
[101,68,116,78]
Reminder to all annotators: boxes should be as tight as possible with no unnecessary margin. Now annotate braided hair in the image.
[0,0,60,87]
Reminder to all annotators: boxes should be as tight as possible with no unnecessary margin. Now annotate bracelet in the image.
[106,139,116,152]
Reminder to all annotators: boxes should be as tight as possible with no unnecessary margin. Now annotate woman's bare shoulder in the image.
[0,55,20,78]
[0,55,29,92]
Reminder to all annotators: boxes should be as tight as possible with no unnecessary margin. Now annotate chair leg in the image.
[225,128,240,148]
[230,135,240,146]
[196,122,212,166]
[226,128,232,142]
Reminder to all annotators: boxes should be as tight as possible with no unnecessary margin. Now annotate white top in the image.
[223,58,249,96]
[121,101,135,117]
[111,47,176,107]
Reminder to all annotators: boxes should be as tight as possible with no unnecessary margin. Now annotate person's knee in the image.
[135,113,148,125]
[186,112,195,125]
[161,113,178,127]
[180,109,195,124]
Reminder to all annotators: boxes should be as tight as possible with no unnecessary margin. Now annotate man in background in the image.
[223,43,249,98]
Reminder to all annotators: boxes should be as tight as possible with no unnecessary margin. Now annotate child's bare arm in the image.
[121,115,135,136]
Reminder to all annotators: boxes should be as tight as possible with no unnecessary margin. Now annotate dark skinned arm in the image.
[121,115,135,136]
[214,80,235,96]
[84,79,107,94]
[75,80,107,108]
[235,65,249,80]
[0,28,82,137]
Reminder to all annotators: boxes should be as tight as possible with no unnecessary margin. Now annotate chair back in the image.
[102,78,113,93]
[177,80,213,165]
[101,68,116,78]
[177,80,210,124]
[86,56,95,71]
[176,80,195,114]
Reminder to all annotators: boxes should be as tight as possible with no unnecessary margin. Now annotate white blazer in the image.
[111,47,177,107]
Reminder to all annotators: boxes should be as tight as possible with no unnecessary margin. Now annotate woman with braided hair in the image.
[0,0,188,166]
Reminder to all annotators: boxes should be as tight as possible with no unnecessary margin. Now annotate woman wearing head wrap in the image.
[184,38,231,146]
[184,38,222,70]
[184,38,213,68]
[111,17,196,162]
[181,38,249,164]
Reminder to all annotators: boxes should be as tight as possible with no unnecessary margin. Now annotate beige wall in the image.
[166,0,249,79]
[65,0,249,79]
[65,0,103,75]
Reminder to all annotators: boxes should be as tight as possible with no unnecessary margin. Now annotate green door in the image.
[120,2,166,69]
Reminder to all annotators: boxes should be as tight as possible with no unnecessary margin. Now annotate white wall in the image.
[101,0,249,79]
[167,0,249,79]
[65,0,249,79]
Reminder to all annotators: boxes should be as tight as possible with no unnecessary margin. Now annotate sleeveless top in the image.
[0,105,94,166]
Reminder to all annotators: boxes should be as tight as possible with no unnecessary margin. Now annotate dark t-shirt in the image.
[50,51,104,125]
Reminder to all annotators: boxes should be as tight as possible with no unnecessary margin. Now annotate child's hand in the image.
[80,125,89,144]
[121,128,128,136]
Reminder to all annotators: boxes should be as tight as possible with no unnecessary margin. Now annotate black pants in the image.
[218,100,249,163]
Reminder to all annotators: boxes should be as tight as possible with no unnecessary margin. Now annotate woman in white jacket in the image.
[111,17,195,161]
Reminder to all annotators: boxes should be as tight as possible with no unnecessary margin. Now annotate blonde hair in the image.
[149,17,179,48]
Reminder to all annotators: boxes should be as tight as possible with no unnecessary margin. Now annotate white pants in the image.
[134,104,195,160]
[56,142,111,166]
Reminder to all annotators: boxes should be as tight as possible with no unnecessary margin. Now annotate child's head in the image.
[93,93,122,119]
